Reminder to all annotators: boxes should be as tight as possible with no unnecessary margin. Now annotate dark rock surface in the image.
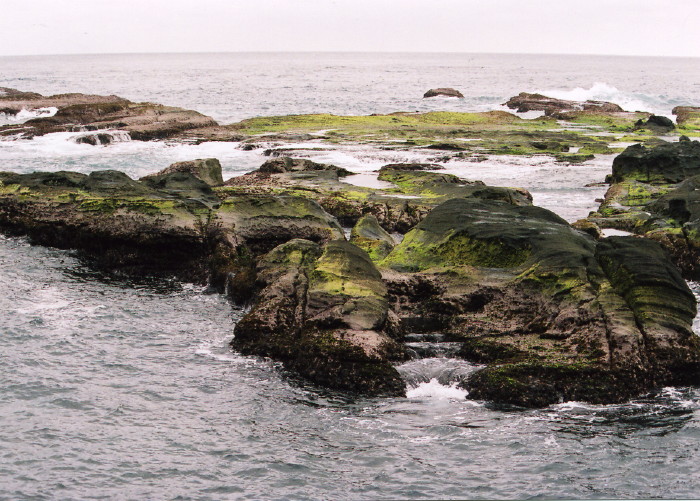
[232,239,407,396]
[610,140,700,184]
[382,198,700,407]
[504,92,625,116]
[142,158,225,187]
[423,88,464,98]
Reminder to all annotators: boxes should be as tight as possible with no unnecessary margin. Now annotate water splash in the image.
[535,82,670,116]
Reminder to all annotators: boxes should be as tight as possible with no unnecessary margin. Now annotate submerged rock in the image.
[423,88,464,98]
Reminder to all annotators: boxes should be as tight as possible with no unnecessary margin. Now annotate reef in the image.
[1,152,699,407]
[3,88,700,407]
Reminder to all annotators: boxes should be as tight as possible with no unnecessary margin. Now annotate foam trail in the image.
[406,379,468,400]
[535,82,669,116]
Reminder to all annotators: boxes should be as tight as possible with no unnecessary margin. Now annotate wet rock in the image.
[423,88,464,98]
[635,114,675,133]
[143,158,224,187]
[504,92,624,116]
[259,157,351,176]
[0,88,217,140]
[350,214,395,261]
[232,239,406,396]
[381,198,700,407]
[610,140,700,184]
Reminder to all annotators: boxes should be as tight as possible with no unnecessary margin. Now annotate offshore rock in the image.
[423,88,464,98]
[381,198,700,407]
[504,92,624,116]
[0,87,217,140]
[232,239,406,396]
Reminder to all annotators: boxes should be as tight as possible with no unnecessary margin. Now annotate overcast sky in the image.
[1,0,698,57]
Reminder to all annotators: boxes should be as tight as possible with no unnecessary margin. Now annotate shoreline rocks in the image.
[1,157,698,407]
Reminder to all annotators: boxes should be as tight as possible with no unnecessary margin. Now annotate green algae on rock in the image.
[380,198,700,407]
[588,138,700,277]
[232,239,407,396]
[350,214,396,261]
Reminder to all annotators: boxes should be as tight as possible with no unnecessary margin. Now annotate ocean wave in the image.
[535,82,670,116]
[0,106,58,125]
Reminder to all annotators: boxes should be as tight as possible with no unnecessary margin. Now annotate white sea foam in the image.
[406,379,469,400]
[0,107,58,126]
[535,82,666,116]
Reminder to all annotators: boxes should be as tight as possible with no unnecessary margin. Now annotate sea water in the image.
[1,52,700,500]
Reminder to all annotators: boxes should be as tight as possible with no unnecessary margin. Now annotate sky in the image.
[1,0,699,57]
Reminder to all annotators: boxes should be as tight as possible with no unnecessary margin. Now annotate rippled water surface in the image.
[2,53,700,499]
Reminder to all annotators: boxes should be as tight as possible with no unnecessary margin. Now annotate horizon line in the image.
[0,49,697,60]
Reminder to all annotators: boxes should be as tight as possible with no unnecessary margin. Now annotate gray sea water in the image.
[2,52,700,500]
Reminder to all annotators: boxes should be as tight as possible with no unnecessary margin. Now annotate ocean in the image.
[1,52,700,500]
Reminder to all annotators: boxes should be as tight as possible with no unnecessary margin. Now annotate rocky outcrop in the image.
[382,198,700,407]
[232,239,406,395]
[224,157,532,232]
[0,87,217,140]
[609,139,700,184]
[504,92,625,117]
[0,165,343,285]
[673,106,700,125]
[258,157,351,176]
[2,155,698,407]
[587,138,700,277]
[423,88,464,98]
[635,115,675,133]
[142,158,224,187]
[350,214,395,261]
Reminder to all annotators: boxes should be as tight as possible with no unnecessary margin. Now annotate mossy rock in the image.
[232,239,406,396]
[611,140,700,184]
[142,158,224,187]
[349,214,395,261]
[382,198,592,277]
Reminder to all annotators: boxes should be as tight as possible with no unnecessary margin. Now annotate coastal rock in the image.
[224,158,532,232]
[423,88,464,98]
[232,239,406,396]
[610,140,700,184]
[673,105,700,126]
[350,214,395,261]
[142,158,224,187]
[259,157,351,176]
[504,92,624,116]
[635,115,676,133]
[382,198,700,406]
[0,88,217,140]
